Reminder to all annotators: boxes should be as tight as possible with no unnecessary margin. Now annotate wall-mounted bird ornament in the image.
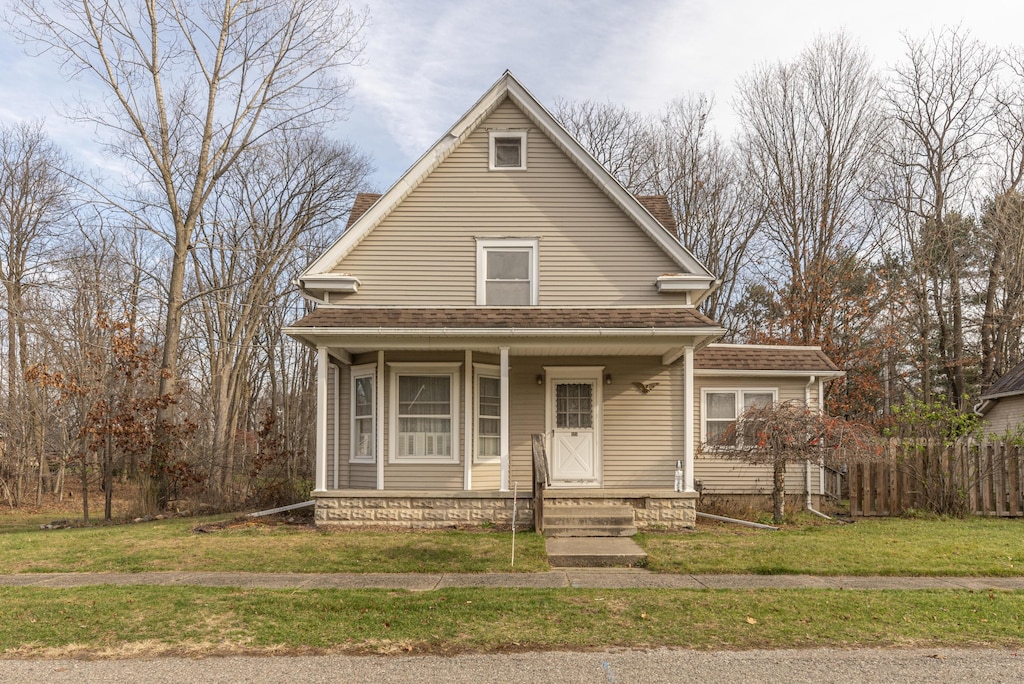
[632,381,659,394]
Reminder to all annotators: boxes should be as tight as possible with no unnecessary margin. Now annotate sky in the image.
[3,0,1024,190]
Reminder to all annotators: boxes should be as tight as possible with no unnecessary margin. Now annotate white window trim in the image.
[473,363,501,464]
[475,237,539,306]
[387,362,461,465]
[349,363,376,464]
[700,388,778,450]
[488,130,527,170]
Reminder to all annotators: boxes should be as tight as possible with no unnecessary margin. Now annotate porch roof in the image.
[284,306,726,358]
[694,343,843,377]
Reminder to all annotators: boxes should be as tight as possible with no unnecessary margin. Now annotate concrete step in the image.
[542,504,636,537]
[546,536,648,568]
[544,524,638,538]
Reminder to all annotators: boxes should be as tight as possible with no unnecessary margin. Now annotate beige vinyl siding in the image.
[333,98,684,306]
[506,356,682,490]
[983,396,1024,436]
[335,362,350,488]
[693,376,822,495]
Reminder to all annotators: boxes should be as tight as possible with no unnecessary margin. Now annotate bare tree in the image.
[553,98,656,190]
[736,32,884,346]
[14,0,367,509]
[0,120,75,506]
[882,27,998,408]
[648,96,761,326]
[188,130,370,500]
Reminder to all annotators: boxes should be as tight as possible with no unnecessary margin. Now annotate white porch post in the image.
[315,346,328,492]
[464,349,473,491]
[499,346,510,492]
[683,345,695,492]
[376,350,385,490]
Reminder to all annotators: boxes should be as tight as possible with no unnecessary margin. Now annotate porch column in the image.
[315,346,328,492]
[464,349,473,491]
[499,346,510,492]
[683,345,695,492]
[376,350,385,490]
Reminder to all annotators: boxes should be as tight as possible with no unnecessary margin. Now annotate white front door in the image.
[547,368,602,486]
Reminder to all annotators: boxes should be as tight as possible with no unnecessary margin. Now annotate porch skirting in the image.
[314,490,698,530]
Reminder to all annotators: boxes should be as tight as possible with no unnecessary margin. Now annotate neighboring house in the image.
[285,72,843,530]
[976,359,1024,436]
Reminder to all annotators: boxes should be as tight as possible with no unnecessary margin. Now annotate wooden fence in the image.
[848,438,1024,517]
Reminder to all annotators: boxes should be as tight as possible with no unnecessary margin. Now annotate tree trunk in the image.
[772,459,786,524]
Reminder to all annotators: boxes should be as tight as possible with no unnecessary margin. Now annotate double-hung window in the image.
[488,130,527,170]
[476,238,539,305]
[350,364,376,463]
[474,364,501,463]
[388,363,460,464]
[702,389,776,448]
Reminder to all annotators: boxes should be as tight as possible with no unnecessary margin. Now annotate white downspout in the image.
[805,374,830,519]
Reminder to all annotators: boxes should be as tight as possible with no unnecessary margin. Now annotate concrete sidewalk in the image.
[2,570,1024,591]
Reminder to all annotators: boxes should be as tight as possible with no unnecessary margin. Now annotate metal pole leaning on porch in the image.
[683,345,695,492]
[316,346,328,492]
[500,346,510,491]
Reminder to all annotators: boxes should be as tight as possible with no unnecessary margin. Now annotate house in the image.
[284,72,843,530]
[976,359,1024,436]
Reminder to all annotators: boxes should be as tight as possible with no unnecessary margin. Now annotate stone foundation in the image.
[315,489,697,531]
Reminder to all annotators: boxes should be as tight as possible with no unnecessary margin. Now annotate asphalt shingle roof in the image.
[982,359,1024,399]
[694,345,840,373]
[290,307,719,330]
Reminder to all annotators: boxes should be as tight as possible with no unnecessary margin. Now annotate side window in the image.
[350,364,376,463]
[489,130,527,170]
[476,238,539,305]
[702,389,776,448]
[475,367,501,463]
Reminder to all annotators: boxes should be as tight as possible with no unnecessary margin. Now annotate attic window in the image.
[476,238,539,305]
[489,131,527,170]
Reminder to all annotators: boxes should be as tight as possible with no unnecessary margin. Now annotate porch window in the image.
[350,364,376,463]
[476,238,539,306]
[475,365,501,463]
[488,130,527,170]
[388,363,460,464]
[702,389,776,448]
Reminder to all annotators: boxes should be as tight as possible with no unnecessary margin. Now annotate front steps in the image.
[545,536,647,568]
[542,504,638,538]
[541,503,646,567]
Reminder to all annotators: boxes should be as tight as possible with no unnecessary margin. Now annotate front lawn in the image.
[0,516,548,573]
[639,517,1024,576]
[2,586,1022,657]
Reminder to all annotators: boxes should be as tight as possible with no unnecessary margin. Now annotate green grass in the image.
[639,517,1024,576]
[2,586,1022,657]
[0,516,549,574]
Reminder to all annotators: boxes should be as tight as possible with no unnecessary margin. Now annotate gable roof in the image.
[302,71,715,284]
[980,359,1024,403]
[693,344,844,377]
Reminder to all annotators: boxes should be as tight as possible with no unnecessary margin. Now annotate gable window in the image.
[476,238,539,305]
[388,363,460,464]
[489,130,527,170]
[474,364,501,463]
[350,364,376,463]
[702,389,776,448]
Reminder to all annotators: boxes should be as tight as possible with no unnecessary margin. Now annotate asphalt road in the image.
[2,648,1023,683]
